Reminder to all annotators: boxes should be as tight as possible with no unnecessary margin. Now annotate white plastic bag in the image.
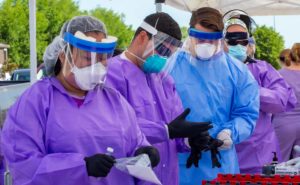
[114,154,162,185]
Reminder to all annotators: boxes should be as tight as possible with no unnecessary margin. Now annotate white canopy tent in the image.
[28,0,300,84]
[156,0,300,16]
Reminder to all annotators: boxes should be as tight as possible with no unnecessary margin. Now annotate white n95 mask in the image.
[72,62,107,91]
[195,43,216,60]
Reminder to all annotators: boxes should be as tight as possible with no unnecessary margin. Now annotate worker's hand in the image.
[186,132,210,168]
[207,137,223,168]
[167,108,213,139]
[134,146,160,167]
[189,131,210,148]
[84,154,115,177]
[285,157,300,168]
[216,129,233,150]
[186,145,201,168]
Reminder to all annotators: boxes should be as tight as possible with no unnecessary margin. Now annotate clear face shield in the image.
[62,31,117,91]
[186,28,223,61]
[127,21,182,73]
[223,9,257,36]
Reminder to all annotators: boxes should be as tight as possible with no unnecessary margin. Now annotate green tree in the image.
[0,0,80,68]
[0,0,30,68]
[36,0,81,64]
[1,59,18,73]
[89,7,134,49]
[180,26,188,40]
[0,1,134,69]
[253,25,284,69]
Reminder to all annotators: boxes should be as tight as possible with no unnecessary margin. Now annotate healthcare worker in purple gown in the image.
[106,13,212,185]
[1,15,161,185]
[273,43,300,161]
[223,11,297,174]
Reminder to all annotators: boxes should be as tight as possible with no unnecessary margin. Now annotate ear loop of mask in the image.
[125,49,145,63]
[65,44,76,69]
[60,44,76,86]
[64,18,78,70]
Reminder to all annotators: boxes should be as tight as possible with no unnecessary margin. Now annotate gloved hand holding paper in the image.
[114,154,162,185]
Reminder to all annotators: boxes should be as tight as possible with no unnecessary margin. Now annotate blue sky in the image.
[78,0,300,48]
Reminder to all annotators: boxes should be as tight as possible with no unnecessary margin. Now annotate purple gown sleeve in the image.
[166,78,189,153]
[1,91,89,185]
[135,118,169,144]
[259,62,297,113]
[106,66,169,144]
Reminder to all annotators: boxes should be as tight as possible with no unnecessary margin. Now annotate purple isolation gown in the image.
[236,60,297,174]
[273,68,300,161]
[106,53,187,185]
[1,77,149,185]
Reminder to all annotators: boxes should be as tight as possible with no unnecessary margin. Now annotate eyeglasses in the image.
[226,39,249,46]
[156,43,172,57]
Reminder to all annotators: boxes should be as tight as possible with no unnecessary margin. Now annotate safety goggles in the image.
[226,39,249,46]
[279,56,285,61]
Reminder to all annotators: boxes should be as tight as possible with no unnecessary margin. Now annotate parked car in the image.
[10,69,30,81]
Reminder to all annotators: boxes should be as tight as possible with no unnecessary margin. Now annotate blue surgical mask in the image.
[228,45,247,62]
[142,54,167,73]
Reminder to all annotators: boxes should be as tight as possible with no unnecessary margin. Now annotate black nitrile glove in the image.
[190,131,210,148]
[167,108,213,139]
[134,146,160,167]
[84,154,116,177]
[207,137,223,168]
[186,132,210,168]
[186,146,201,168]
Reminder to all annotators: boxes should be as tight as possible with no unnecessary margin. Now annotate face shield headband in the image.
[223,9,249,24]
[188,28,223,40]
[63,32,117,54]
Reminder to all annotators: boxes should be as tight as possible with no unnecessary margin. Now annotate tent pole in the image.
[273,16,276,31]
[29,0,37,84]
[155,0,165,12]
[156,3,162,12]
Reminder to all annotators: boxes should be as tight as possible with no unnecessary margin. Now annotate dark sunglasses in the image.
[227,40,249,46]
[279,56,285,61]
